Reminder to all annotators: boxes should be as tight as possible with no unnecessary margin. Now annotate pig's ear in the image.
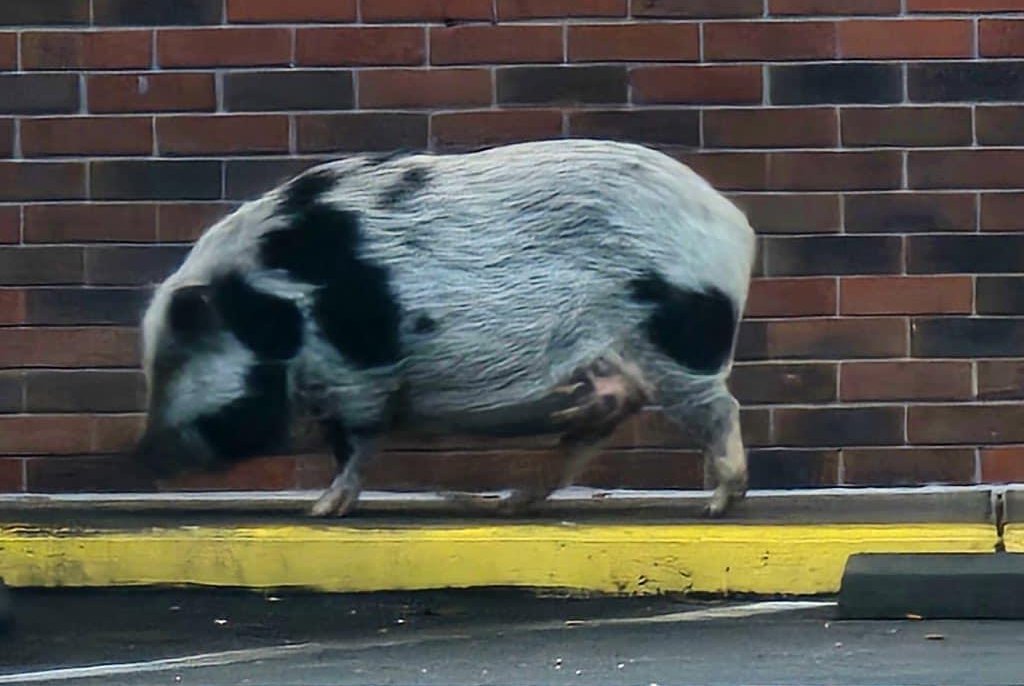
[168,285,217,342]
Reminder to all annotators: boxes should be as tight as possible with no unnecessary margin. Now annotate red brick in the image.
[842,106,971,147]
[980,447,1024,483]
[25,455,153,493]
[88,73,215,113]
[746,278,837,318]
[775,407,905,447]
[359,68,491,108]
[841,361,972,401]
[770,0,901,14]
[0,32,16,70]
[24,203,157,243]
[0,118,11,158]
[839,20,973,59]
[738,318,908,360]
[729,194,841,234]
[704,108,837,148]
[982,193,1024,232]
[431,109,562,149]
[21,116,153,157]
[157,203,236,242]
[158,28,291,68]
[632,65,762,104]
[92,414,144,453]
[157,115,289,156]
[0,458,23,491]
[569,23,699,62]
[677,152,769,191]
[770,152,902,191]
[361,0,493,22]
[0,328,139,368]
[0,206,17,244]
[910,150,1024,190]
[0,162,87,201]
[227,0,357,22]
[978,361,1024,400]
[704,22,837,61]
[981,20,1024,57]
[618,407,772,448]
[499,0,626,18]
[0,415,93,455]
[21,30,151,70]
[0,289,25,325]
[431,25,561,65]
[909,0,1024,11]
[841,276,973,315]
[164,455,300,491]
[843,448,976,486]
[976,106,1024,146]
[634,0,763,17]
[298,27,425,67]
[909,405,1024,444]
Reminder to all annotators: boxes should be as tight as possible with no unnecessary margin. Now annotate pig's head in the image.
[134,271,304,479]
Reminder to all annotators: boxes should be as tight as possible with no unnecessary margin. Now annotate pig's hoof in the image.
[702,486,745,519]
[309,486,358,517]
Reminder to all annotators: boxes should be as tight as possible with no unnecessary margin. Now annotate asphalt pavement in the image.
[2,589,1022,685]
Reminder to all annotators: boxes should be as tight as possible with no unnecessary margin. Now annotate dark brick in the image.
[24,203,157,243]
[25,455,154,493]
[85,246,189,286]
[845,193,975,233]
[634,0,764,17]
[843,448,976,486]
[0,247,83,285]
[908,405,1024,445]
[912,318,1024,358]
[771,64,902,105]
[730,362,837,404]
[0,372,22,413]
[0,1,88,25]
[568,110,698,146]
[768,152,902,191]
[775,407,905,447]
[704,108,837,148]
[771,0,900,13]
[764,236,902,276]
[0,118,13,157]
[909,62,1024,102]
[908,235,1024,274]
[909,150,1024,190]
[978,361,1024,400]
[361,0,494,22]
[296,113,428,153]
[622,407,772,449]
[729,194,840,234]
[909,0,1024,10]
[841,275,972,315]
[746,277,837,317]
[0,74,79,114]
[163,454,302,492]
[25,371,145,413]
[25,288,150,326]
[976,106,1024,145]
[0,289,24,324]
[977,277,1024,315]
[224,159,321,201]
[93,0,223,25]
[432,110,563,149]
[0,162,86,201]
[91,161,221,201]
[498,0,626,18]
[736,318,907,360]
[496,66,628,105]
[842,106,972,147]
[748,449,840,489]
[841,361,972,401]
[982,193,1024,232]
[227,0,357,22]
[224,71,354,112]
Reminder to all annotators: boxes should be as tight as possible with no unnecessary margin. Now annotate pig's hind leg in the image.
[309,421,378,517]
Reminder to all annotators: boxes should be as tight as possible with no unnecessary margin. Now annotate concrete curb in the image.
[0,487,1004,597]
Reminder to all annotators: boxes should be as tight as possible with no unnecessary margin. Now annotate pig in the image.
[134,139,757,518]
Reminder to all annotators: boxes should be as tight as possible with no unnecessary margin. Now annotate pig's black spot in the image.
[167,285,217,344]
[211,271,303,360]
[263,172,402,369]
[279,168,336,216]
[630,272,737,374]
[378,166,430,207]
[196,363,290,462]
[364,149,414,167]
[413,314,436,334]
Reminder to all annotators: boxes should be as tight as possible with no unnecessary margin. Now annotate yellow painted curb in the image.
[0,522,998,596]
[1002,524,1024,553]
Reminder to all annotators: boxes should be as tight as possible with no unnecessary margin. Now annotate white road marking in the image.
[0,600,833,682]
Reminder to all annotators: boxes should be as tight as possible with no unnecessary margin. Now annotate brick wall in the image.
[1,0,1023,494]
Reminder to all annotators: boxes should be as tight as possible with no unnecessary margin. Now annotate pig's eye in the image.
[168,286,216,342]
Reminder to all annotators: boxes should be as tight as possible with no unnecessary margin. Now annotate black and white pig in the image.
[134,139,757,517]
